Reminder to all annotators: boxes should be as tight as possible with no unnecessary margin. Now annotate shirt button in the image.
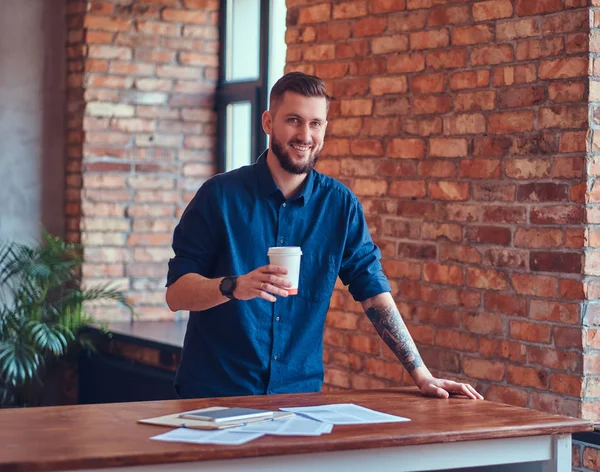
[273,355,279,360]
[282,203,286,207]
[275,316,280,321]
[279,238,284,244]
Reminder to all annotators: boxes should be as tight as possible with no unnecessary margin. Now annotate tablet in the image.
[178,407,274,423]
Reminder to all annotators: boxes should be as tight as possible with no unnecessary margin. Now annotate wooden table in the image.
[0,388,592,472]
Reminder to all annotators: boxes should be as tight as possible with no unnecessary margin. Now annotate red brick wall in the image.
[66,0,219,320]
[285,0,593,417]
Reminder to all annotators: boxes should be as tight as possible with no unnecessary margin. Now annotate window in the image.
[217,0,287,173]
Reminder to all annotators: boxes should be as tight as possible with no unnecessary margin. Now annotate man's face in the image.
[264,91,328,175]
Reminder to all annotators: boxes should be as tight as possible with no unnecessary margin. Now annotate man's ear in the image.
[262,110,273,135]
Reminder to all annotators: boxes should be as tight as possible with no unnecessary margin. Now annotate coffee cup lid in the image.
[268,246,302,255]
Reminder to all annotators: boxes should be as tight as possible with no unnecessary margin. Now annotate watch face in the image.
[222,278,234,292]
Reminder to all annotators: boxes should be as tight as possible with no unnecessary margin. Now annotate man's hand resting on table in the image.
[416,376,483,400]
[362,292,483,401]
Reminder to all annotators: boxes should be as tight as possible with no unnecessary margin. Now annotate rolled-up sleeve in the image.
[338,197,391,302]
[166,181,220,287]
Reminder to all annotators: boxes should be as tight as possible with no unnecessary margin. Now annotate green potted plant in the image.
[0,231,131,407]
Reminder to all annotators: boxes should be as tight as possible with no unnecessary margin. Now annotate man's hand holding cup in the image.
[234,265,292,302]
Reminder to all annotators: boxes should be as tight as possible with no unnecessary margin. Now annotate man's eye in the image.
[288,118,299,124]
[311,122,322,128]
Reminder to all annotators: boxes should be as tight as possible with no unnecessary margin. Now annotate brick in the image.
[443,114,486,135]
[462,312,505,336]
[403,117,442,136]
[429,138,467,158]
[298,4,331,24]
[539,105,587,129]
[388,138,426,159]
[462,357,505,381]
[370,0,407,13]
[516,37,564,61]
[473,183,515,202]
[370,77,408,96]
[422,222,462,241]
[340,99,373,116]
[332,1,367,19]
[451,25,493,46]
[387,53,425,73]
[460,159,501,179]
[544,9,588,34]
[410,73,446,94]
[440,203,479,222]
[88,44,132,60]
[426,49,467,69]
[423,263,463,285]
[179,52,219,67]
[455,91,496,112]
[507,364,548,390]
[85,16,131,32]
[162,9,207,24]
[529,346,580,372]
[484,385,527,408]
[515,0,562,16]
[427,5,470,26]
[497,18,540,41]
[539,57,588,79]
[410,29,449,50]
[505,158,550,180]
[397,242,437,260]
[449,70,490,90]
[514,228,563,248]
[389,180,427,198]
[499,86,545,109]
[550,82,585,104]
[352,178,388,196]
[314,62,348,79]
[350,140,384,157]
[531,391,579,417]
[517,183,569,203]
[429,181,469,201]
[472,0,513,21]
[439,243,481,264]
[493,64,537,87]
[488,111,534,134]
[471,45,513,66]
[371,35,409,55]
[512,273,559,297]
[353,16,387,37]
[531,251,582,274]
[484,293,526,317]
[481,206,526,224]
[532,205,583,225]
[413,95,452,115]
[467,267,509,291]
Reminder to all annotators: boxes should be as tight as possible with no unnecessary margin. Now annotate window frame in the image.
[216,0,272,174]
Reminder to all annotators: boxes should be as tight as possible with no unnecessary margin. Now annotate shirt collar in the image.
[255,150,316,207]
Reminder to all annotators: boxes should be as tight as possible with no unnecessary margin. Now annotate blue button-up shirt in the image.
[167,152,391,398]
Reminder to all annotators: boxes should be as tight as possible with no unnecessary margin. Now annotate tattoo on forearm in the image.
[365,305,424,373]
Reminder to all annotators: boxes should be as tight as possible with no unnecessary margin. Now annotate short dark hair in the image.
[269,72,331,112]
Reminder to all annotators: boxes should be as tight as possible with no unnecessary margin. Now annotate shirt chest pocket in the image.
[298,253,338,302]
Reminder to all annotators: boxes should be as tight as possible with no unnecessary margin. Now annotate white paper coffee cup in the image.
[267,246,302,295]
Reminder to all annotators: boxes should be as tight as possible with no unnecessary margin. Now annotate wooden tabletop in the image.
[0,388,593,471]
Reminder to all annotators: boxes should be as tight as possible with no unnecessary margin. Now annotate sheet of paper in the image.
[280,403,410,425]
[151,427,264,445]
[237,416,332,436]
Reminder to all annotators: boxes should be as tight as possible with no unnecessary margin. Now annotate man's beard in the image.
[270,132,321,175]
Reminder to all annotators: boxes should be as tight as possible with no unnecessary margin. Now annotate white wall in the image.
[0,0,66,243]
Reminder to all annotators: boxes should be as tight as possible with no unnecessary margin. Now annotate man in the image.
[166,72,483,401]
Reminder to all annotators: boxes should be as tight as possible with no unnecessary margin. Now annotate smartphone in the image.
[178,407,274,423]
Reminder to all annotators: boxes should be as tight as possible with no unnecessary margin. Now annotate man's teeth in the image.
[291,144,310,151]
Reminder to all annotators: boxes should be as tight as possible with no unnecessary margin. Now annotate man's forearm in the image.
[362,292,432,386]
[166,273,228,312]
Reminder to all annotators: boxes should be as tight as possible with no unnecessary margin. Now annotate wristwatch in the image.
[219,276,238,300]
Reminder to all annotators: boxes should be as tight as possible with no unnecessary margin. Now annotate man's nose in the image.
[297,124,311,143]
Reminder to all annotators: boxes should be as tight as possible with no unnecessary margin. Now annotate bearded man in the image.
[166,72,483,401]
